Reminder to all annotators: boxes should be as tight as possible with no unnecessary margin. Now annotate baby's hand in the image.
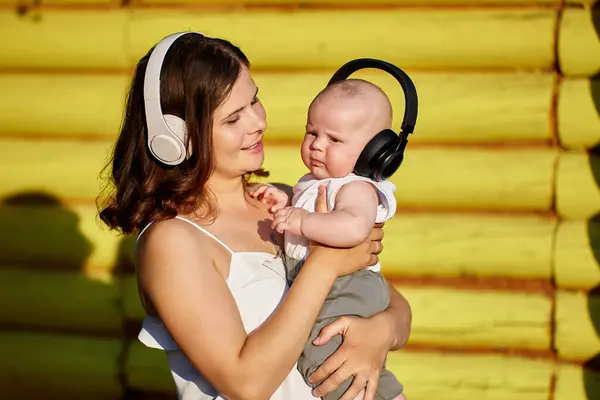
[249,184,290,213]
[272,207,309,236]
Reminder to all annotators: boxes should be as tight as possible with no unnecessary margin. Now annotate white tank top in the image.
[137,216,314,399]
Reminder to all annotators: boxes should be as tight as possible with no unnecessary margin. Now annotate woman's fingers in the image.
[312,361,352,397]
[338,377,368,400]
[368,227,384,242]
[313,316,352,346]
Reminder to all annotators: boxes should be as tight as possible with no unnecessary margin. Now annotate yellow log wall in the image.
[0,9,555,70]
[558,78,600,150]
[2,1,600,400]
[559,8,600,78]
[555,219,600,290]
[0,72,554,144]
[555,290,600,361]
[556,151,600,219]
[0,139,559,212]
[555,364,600,400]
[0,330,123,399]
[0,203,557,279]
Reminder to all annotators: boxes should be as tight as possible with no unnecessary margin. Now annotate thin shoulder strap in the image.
[174,216,235,254]
[136,216,235,255]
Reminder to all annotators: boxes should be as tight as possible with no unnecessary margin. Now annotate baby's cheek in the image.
[328,151,356,178]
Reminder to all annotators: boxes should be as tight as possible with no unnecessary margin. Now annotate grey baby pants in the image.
[286,260,403,400]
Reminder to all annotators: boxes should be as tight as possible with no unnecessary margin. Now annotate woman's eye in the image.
[251,96,259,105]
[306,132,316,136]
[226,115,241,125]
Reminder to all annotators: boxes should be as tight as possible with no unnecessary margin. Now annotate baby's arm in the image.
[297,181,378,247]
[301,181,378,247]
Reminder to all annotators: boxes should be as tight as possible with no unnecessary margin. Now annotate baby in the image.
[251,79,406,400]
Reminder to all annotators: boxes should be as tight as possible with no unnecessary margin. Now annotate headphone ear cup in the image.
[163,114,187,145]
[354,129,400,181]
[376,148,404,181]
[149,114,189,165]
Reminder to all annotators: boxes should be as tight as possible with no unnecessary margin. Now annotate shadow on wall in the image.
[586,2,600,398]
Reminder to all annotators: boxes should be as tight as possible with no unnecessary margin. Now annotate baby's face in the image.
[301,95,382,179]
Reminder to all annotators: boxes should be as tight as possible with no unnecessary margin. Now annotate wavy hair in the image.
[98,34,267,234]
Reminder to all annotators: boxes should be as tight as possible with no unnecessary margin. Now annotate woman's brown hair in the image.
[98,34,267,234]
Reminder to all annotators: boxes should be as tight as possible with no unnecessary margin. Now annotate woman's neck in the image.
[207,175,251,211]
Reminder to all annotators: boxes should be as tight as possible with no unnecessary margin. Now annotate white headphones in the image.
[143,31,204,166]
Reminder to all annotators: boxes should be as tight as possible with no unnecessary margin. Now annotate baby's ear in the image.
[270,183,293,198]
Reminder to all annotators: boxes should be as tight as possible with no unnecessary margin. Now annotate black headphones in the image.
[327,58,418,182]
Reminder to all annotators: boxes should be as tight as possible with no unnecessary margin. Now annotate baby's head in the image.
[301,78,393,179]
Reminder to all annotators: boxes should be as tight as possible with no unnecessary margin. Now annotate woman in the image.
[98,32,411,400]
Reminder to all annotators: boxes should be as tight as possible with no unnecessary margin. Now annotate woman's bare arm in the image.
[138,219,377,400]
[379,282,412,350]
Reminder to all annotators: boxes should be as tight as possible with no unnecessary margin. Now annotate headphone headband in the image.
[143,31,204,165]
[327,58,418,181]
[327,58,418,138]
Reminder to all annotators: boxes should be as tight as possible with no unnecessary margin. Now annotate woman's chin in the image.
[244,156,265,173]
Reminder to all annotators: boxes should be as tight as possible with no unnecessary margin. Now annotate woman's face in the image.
[211,67,267,179]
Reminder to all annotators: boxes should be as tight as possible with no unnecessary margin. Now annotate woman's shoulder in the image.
[136,217,223,263]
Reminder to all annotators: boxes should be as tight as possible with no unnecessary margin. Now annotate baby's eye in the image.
[330,137,341,143]
[306,131,316,136]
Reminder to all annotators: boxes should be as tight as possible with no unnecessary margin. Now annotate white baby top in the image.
[285,173,397,273]
[137,216,314,400]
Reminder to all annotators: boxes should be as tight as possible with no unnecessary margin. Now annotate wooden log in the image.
[0,201,555,279]
[253,70,551,144]
[379,214,555,279]
[556,151,600,220]
[0,71,554,144]
[398,286,552,350]
[44,0,117,4]
[0,267,122,333]
[387,351,552,400]
[0,200,126,276]
[125,280,552,350]
[554,219,600,291]
[0,9,555,70]
[0,74,127,138]
[0,330,122,399]
[555,363,600,400]
[264,146,558,211]
[125,343,553,399]
[564,0,597,5]
[558,8,600,77]
[126,340,177,394]
[0,10,129,69]
[557,77,600,150]
[555,290,600,362]
[139,0,561,4]
[128,9,555,71]
[0,139,558,212]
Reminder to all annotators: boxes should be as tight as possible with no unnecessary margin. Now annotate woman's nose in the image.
[247,107,266,134]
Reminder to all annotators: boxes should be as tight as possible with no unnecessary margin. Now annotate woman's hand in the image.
[306,185,384,278]
[307,314,395,400]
